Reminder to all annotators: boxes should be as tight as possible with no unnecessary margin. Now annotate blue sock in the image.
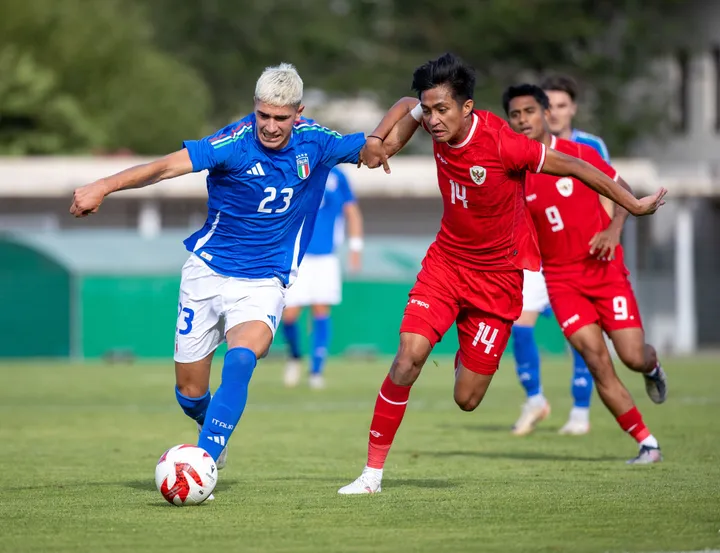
[283,321,301,359]
[175,387,210,425]
[311,315,330,376]
[571,346,593,408]
[197,347,257,461]
[512,325,542,398]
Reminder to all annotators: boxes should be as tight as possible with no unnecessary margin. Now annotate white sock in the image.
[364,466,383,478]
[640,435,659,449]
[569,407,590,424]
[527,394,546,407]
[647,367,659,378]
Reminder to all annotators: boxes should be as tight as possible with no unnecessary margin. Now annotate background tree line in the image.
[0,0,687,156]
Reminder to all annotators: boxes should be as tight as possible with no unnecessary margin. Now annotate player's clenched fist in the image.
[70,181,109,217]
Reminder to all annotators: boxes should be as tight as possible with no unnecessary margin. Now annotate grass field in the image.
[0,355,718,553]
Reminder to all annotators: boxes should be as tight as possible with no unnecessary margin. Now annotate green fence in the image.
[0,231,567,359]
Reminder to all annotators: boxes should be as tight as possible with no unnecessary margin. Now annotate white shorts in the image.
[522,269,550,313]
[174,254,286,363]
[284,254,342,308]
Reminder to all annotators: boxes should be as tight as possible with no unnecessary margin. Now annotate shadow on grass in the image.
[437,424,558,434]
[417,450,624,462]
[384,478,457,489]
[124,477,240,493]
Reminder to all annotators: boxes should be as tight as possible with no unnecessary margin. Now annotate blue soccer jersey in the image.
[570,129,610,162]
[305,167,356,256]
[182,114,365,285]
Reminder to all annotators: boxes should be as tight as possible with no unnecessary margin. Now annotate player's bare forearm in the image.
[542,150,641,215]
[101,150,194,195]
[383,113,421,158]
[70,149,194,217]
[369,97,419,142]
[605,177,633,234]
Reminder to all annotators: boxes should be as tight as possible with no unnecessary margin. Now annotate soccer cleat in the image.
[309,374,325,390]
[338,467,383,495]
[558,418,590,436]
[197,422,228,470]
[626,445,662,465]
[643,365,667,404]
[512,398,551,436]
[558,407,590,435]
[284,360,301,388]
[206,494,215,502]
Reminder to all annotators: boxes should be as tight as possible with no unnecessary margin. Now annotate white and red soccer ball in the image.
[155,444,217,506]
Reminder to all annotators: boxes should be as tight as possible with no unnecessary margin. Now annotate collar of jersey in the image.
[448,113,479,149]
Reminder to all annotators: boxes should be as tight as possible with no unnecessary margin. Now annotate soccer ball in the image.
[155,444,218,506]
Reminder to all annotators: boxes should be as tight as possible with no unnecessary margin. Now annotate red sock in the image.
[616,406,651,443]
[367,375,412,469]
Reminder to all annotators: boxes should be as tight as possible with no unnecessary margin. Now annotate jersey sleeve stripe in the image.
[294,122,343,139]
[535,143,547,173]
[210,125,252,149]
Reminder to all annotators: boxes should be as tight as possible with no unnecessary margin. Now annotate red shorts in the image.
[400,244,523,375]
[544,258,643,338]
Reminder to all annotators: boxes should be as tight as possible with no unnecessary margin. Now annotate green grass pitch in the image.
[0,355,718,553]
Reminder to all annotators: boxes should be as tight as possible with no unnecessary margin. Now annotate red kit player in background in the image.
[338,53,667,495]
[503,84,668,464]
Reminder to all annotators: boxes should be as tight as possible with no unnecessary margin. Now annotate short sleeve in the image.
[497,125,546,174]
[334,168,356,205]
[320,131,366,166]
[581,145,618,181]
[182,121,249,172]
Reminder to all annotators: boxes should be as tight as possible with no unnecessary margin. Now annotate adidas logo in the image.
[207,435,226,446]
[267,314,277,328]
[246,162,266,176]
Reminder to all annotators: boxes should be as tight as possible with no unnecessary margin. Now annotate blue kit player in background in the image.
[282,165,364,389]
[69,63,366,497]
[509,73,613,437]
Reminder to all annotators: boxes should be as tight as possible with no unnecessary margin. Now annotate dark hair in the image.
[540,74,578,102]
[502,84,549,115]
[411,52,476,103]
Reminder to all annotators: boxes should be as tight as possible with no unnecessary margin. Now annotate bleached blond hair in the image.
[254,63,304,107]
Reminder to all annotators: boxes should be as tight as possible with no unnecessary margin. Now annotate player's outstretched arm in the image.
[70,150,194,217]
[359,97,420,173]
[542,149,667,216]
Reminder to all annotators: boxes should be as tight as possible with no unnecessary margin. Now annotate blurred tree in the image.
[146,0,685,154]
[0,0,210,154]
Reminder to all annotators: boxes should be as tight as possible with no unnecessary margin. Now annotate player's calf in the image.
[453,356,493,412]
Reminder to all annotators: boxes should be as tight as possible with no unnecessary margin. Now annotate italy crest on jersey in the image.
[296,153,310,180]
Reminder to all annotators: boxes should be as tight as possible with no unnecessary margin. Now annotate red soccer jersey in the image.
[524,135,619,270]
[427,110,547,271]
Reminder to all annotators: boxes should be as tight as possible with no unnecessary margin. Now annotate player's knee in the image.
[454,390,484,412]
[578,344,612,376]
[390,350,424,386]
[176,382,208,399]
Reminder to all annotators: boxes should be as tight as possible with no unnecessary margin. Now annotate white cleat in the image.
[558,407,590,435]
[206,494,215,502]
[197,422,228,470]
[558,418,590,435]
[284,360,301,388]
[512,397,551,436]
[338,467,383,495]
[309,374,325,390]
